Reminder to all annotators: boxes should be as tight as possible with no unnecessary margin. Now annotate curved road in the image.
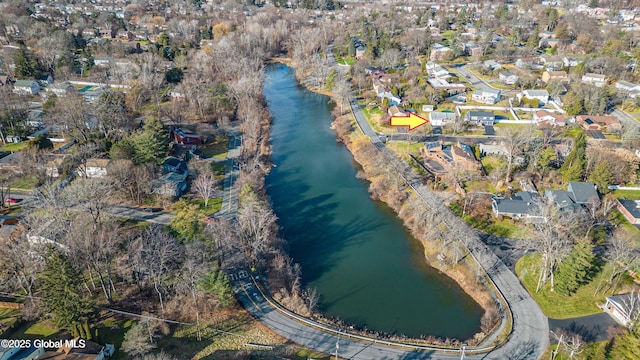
[226,53,548,359]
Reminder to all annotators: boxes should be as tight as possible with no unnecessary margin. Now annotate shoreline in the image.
[266,57,500,344]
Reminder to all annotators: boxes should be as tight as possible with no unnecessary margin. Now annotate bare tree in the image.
[236,196,278,265]
[107,160,154,204]
[66,217,121,303]
[501,126,533,184]
[523,196,576,292]
[596,233,640,294]
[64,178,114,229]
[192,171,217,207]
[130,226,183,313]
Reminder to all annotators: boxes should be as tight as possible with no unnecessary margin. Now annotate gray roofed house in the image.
[428,111,456,126]
[604,294,638,327]
[568,181,599,205]
[499,71,518,85]
[492,191,543,219]
[465,111,495,126]
[617,199,640,225]
[13,80,41,95]
[544,182,600,209]
[472,88,501,105]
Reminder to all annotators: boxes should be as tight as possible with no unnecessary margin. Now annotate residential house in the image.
[355,44,366,59]
[46,82,77,96]
[472,89,501,105]
[427,78,466,95]
[0,74,13,86]
[428,112,456,127]
[563,57,581,67]
[430,43,451,61]
[542,70,570,84]
[604,294,637,327]
[478,144,508,157]
[465,111,495,126]
[519,89,550,106]
[575,115,621,132]
[582,73,606,87]
[533,110,567,128]
[464,43,483,58]
[77,158,110,178]
[539,30,554,39]
[615,80,640,98]
[420,141,480,172]
[93,57,112,67]
[422,104,435,112]
[12,80,40,95]
[539,38,561,49]
[37,338,112,360]
[483,60,502,71]
[540,56,563,70]
[425,62,450,79]
[173,128,202,145]
[545,182,600,209]
[162,157,188,174]
[45,157,66,178]
[499,71,518,85]
[492,191,543,219]
[388,106,406,117]
[617,199,640,225]
[153,172,187,197]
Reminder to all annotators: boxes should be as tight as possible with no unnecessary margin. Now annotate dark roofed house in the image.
[491,191,543,219]
[576,115,621,132]
[465,111,495,126]
[545,181,600,209]
[617,199,640,225]
[162,157,188,174]
[0,74,13,86]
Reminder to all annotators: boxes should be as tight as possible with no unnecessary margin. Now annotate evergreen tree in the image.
[554,240,597,295]
[110,135,137,161]
[526,28,540,49]
[560,132,586,183]
[40,247,94,338]
[347,40,356,57]
[14,45,40,79]
[588,161,613,194]
[611,325,640,360]
[133,118,169,165]
[199,268,234,308]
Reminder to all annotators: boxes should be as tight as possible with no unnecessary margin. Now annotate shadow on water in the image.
[264,63,482,340]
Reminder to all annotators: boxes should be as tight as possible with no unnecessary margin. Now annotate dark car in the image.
[142,207,162,213]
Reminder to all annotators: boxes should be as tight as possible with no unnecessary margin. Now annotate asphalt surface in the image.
[216,133,241,219]
[549,313,619,343]
[344,67,550,358]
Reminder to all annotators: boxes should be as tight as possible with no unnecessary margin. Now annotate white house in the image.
[499,71,518,85]
[46,82,77,96]
[77,158,110,178]
[519,89,550,105]
[472,89,501,105]
[604,294,638,327]
[429,112,456,126]
[582,73,606,87]
[12,80,40,95]
[426,62,450,79]
[615,80,640,98]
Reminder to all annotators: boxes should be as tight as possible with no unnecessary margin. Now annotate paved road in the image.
[216,133,242,219]
[233,272,487,360]
[346,80,549,359]
[107,205,174,225]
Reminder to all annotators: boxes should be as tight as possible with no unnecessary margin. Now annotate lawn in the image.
[334,56,356,66]
[515,253,610,319]
[10,319,59,339]
[386,141,424,161]
[211,161,226,179]
[200,136,230,159]
[9,175,40,190]
[612,189,640,200]
[191,198,223,216]
[95,317,136,360]
[0,307,21,336]
[0,142,29,152]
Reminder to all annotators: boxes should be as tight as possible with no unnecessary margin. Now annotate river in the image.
[264,63,482,339]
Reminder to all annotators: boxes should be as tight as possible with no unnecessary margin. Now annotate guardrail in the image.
[249,275,499,355]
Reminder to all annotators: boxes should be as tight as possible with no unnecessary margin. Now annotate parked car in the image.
[4,198,20,204]
[142,207,162,213]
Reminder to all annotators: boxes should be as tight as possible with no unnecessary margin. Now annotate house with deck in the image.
[492,191,543,219]
[472,89,501,105]
[582,73,606,87]
[465,111,495,126]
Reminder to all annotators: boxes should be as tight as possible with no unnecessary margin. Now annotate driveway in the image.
[587,130,605,139]
[549,313,619,342]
